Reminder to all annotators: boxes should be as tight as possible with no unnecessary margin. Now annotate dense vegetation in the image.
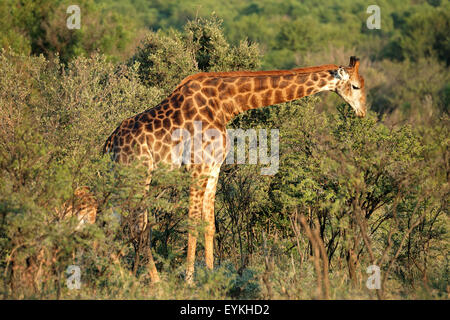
[0,0,448,299]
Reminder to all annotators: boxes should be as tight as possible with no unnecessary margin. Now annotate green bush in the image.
[0,14,448,300]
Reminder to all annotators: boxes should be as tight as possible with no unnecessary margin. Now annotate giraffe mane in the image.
[175,64,339,90]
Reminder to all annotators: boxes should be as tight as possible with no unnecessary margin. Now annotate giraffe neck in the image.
[209,66,340,124]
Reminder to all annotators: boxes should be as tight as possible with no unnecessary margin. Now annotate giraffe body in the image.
[10,187,97,293]
[58,186,97,230]
[104,57,366,282]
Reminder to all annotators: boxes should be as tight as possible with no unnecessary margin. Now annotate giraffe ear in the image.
[349,56,360,73]
[334,67,349,80]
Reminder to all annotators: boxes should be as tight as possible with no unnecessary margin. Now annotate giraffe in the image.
[103,56,366,283]
[58,186,98,265]
[9,187,98,294]
[58,186,97,230]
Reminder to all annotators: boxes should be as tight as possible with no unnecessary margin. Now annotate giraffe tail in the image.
[103,124,122,155]
[102,135,113,155]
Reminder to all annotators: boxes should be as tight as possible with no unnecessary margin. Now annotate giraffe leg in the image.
[143,173,160,283]
[203,164,221,271]
[186,169,208,284]
[145,229,160,283]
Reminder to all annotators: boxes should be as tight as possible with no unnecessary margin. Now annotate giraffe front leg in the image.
[186,226,197,284]
[186,175,207,284]
[203,165,221,271]
[143,173,160,283]
[204,208,215,271]
[145,236,160,283]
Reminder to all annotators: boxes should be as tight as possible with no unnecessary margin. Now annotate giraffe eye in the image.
[352,85,360,90]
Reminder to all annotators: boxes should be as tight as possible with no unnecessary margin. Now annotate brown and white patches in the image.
[306,86,315,95]
[153,140,163,153]
[218,81,228,92]
[296,86,305,98]
[319,71,330,78]
[181,85,195,96]
[200,105,215,122]
[163,117,171,129]
[285,85,297,101]
[125,133,133,145]
[295,73,309,84]
[183,97,195,109]
[270,76,281,88]
[189,81,202,91]
[254,77,269,92]
[172,109,183,126]
[249,94,260,109]
[222,100,235,118]
[208,98,220,110]
[203,78,221,87]
[282,74,294,82]
[157,112,165,120]
[238,81,252,93]
[194,92,207,106]
[103,60,360,284]
[318,78,327,88]
[184,107,198,121]
[306,80,315,87]
[236,76,250,86]
[234,93,251,108]
[202,163,221,264]
[201,87,218,98]
[153,118,162,130]
[222,77,238,84]
[260,90,273,106]
[218,82,237,100]
[278,80,290,89]
[273,89,285,104]
[137,133,146,145]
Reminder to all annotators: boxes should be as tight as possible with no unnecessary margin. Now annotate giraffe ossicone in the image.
[103,56,367,283]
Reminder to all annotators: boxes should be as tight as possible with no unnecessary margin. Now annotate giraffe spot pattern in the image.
[254,77,269,92]
[104,66,341,173]
[194,93,207,106]
[201,87,218,97]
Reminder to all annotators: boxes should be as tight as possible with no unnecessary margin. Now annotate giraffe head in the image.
[333,56,367,117]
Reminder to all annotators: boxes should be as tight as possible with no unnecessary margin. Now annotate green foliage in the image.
[128,30,197,94]
[396,3,450,64]
[0,0,139,63]
[129,16,260,94]
[0,5,448,300]
[94,0,450,121]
